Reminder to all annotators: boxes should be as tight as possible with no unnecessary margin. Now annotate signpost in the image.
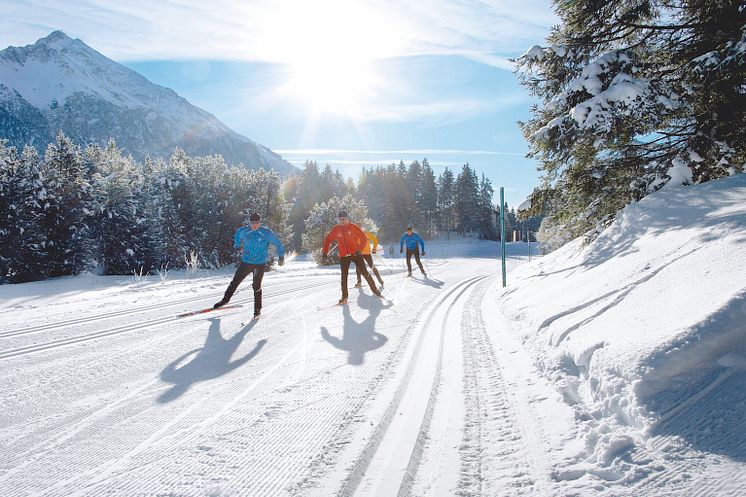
[500,187,506,287]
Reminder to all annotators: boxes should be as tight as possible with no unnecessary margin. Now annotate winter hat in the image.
[337,210,348,218]
[249,212,261,222]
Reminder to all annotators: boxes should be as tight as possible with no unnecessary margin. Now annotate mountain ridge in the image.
[0,31,296,175]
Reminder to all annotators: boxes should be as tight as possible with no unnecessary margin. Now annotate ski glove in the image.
[278,256,285,266]
[355,250,361,257]
[322,253,328,262]
[421,252,425,256]
[400,248,403,254]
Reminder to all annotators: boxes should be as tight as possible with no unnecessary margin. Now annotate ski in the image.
[241,315,261,326]
[177,304,242,318]
[316,301,348,311]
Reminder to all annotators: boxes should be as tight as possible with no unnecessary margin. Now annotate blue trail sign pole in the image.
[500,187,506,287]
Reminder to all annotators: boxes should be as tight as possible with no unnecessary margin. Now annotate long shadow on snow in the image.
[637,293,746,461]
[408,276,445,289]
[158,317,266,403]
[321,292,390,365]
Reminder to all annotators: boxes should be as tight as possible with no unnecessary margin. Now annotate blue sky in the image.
[1,0,558,204]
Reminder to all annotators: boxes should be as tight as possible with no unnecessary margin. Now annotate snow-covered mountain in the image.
[0,31,295,175]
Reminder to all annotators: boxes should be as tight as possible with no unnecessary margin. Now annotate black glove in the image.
[278,256,285,266]
[400,248,403,254]
[421,251,425,256]
[322,253,328,262]
[355,250,361,257]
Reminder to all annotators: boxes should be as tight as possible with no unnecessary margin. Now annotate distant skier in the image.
[214,212,285,319]
[322,210,382,305]
[354,230,385,288]
[400,226,426,277]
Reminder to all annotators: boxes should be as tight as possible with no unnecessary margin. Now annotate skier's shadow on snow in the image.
[410,276,445,289]
[157,317,266,403]
[321,293,390,365]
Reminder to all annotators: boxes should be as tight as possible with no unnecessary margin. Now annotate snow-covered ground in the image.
[1,175,745,496]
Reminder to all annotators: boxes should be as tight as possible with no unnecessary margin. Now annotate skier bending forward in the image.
[214,212,284,318]
[355,230,385,289]
[322,210,382,305]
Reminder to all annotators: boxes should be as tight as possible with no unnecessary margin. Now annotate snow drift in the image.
[498,173,746,489]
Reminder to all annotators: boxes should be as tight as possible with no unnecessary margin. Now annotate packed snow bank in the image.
[497,173,746,487]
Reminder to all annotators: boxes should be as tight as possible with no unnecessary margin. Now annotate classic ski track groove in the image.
[334,273,490,497]
[396,277,487,497]
[0,279,335,339]
[0,280,335,360]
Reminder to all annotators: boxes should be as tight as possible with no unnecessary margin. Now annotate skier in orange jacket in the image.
[322,210,382,304]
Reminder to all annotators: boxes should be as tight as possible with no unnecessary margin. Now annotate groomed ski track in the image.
[2,253,555,497]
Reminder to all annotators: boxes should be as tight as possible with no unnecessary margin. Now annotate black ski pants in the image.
[340,254,378,300]
[406,248,425,274]
[223,262,265,313]
[355,254,384,285]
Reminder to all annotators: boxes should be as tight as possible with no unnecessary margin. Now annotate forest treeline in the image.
[0,134,528,283]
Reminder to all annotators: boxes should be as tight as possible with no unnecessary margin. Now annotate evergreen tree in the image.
[301,193,375,264]
[420,160,438,237]
[454,164,480,235]
[478,174,497,240]
[88,141,153,275]
[39,133,95,277]
[517,0,746,247]
[437,167,455,235]
[0,142,47,282]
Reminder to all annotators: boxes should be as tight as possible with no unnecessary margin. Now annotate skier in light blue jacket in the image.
[400,226,426,277]
[214,212,284,318]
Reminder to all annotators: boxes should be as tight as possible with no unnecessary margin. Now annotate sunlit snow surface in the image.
[2,177,745,496]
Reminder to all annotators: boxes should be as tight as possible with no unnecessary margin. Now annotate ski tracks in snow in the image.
[301,272,570,497]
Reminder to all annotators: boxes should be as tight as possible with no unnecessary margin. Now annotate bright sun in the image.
[270,0,401,117]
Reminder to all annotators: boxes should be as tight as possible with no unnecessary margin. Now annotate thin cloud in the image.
[1,0,557,67]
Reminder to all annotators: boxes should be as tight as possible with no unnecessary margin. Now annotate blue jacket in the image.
[400,232,425,252]
[234,226,284,265]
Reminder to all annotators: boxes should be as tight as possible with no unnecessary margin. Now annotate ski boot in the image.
[213,299,227,309]
[354,281,363,288]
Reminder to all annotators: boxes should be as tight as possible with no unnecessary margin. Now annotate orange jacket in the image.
[323,222,368,258]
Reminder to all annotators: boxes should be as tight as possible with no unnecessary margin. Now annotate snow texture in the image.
[2,173,746,496]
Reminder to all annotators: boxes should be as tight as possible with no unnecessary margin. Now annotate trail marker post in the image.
[500,187,506,287]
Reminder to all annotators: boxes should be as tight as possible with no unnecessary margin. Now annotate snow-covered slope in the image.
[498,173,746,495]
[0,31,295,175]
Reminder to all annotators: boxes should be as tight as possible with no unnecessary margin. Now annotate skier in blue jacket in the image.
[214,212,285,318]
[400,226,426,277]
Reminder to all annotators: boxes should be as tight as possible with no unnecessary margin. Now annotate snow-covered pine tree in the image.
[516,0,745,248]
[0,142,48,282]
[149,155,188,269]
[39,132,95,278]
[301,193,375,264]
[88,140,152,275]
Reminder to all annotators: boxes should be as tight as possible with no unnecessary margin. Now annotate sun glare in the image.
[268,0,402,117]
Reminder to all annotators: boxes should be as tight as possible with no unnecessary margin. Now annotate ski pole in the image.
[422,253,434,277]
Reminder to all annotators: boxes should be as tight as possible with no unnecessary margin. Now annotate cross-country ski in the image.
[177,304,243,318]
